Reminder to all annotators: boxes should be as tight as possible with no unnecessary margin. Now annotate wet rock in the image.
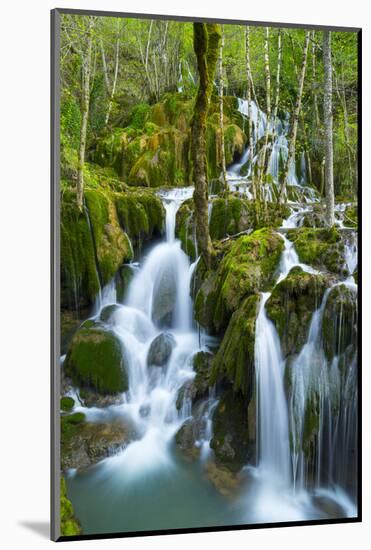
[151,266,177,326]
[205,461,240,497]
[100,304,121,323]
[174,418,201,461]
[211,295,259,397]
[210,388,254,472]
[61,414,131,471]
[322,284,358,362]
[266,267,333,357]
[147,332,176,366]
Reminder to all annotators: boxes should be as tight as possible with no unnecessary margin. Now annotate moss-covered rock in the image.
[61,191,101,312]
[195,229,284,333]
[266,267,333,357]
[343,204,358,228]
[322,283,358,362]
[60,396,75,412]
[211,295,259,397]
[64,322,128,395]
[92,93,246,188]
[61,188,133,312]
[114,189,165,247]
[209,198,290,240]
[84,188,133,284]
[287,227,346,276]
[175,199,197,260]
[60,477,81,536]
[210,388,253,472]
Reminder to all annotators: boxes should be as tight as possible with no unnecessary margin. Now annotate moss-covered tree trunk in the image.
[77,17,94,210]
[191,23,221,268]
[258,28,272,190]
[323,30,335,226]
[280,31,310,203]
[218,26,228,191]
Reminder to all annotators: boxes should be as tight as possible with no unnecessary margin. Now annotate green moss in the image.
[287,227,346,276]
[195,229,283,333]
[175,199,197,260]
[344,204,358,228]
[129,103,151,129]
[303,393,320,457]
[266,267,332,357]
[211,295,259,397]
[60,477,81,536]
[60,396,75,412]
[64,324,128,394]
[115,189,165,244]
[84,188,133,284]
[60,190,100,311]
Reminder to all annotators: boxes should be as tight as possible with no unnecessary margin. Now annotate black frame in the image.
[51,7,362,542]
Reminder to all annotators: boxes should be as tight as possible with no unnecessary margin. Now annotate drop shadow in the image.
[18,521,50,539]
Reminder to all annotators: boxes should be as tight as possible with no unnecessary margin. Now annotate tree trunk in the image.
[245,26,256,200]
[271,29,282,146]
[218,26,227,190]
[335,64,355,196]
[258,28,272,189]
[191,23,221,268]
[280,32,310,202]
[323,30,335,226]
[77,17,94,211]
[105,22,121,126]
[311,31,321,127]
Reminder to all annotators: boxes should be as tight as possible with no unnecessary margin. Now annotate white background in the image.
[0,0,368,548]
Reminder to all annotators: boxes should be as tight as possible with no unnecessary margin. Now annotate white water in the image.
[87,187,211,479]
[255,293,291,483]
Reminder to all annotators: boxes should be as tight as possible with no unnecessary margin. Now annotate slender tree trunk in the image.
[323,30,335,226]
[218,26,227,190]
[245,26,256,200]
[77,17,94,211]
[271,29,282,141]
[311,31,320,127]
[258,28,272,189]
[105,23,121,126]
[191,23,221,268]
[280,32,310,202]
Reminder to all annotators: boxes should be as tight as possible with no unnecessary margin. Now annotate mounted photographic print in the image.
[51,8,361,541]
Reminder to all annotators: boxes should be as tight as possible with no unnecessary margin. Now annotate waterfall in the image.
[85,187,206,477]
[255,293,291,483]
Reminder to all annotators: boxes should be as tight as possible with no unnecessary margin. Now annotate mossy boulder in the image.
[211,295,259,397]
[322,284,358,362]
[100,304,120,323]
[210,388,253,472]
[60,477,81,536]
[195,229,284,333]
[266,267,333,357]
[64,323,128,395]
[287,227,346,276]
[60,396,75,412]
